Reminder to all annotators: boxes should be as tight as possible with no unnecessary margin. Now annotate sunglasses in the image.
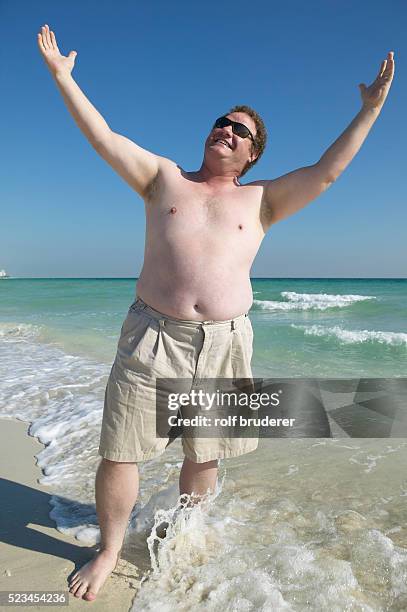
[213,116,256,144]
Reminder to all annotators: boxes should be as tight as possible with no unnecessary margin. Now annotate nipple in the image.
[238,224,243,230]
[170,206,177,214]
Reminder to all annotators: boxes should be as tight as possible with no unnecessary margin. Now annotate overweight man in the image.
[38,24,395,601]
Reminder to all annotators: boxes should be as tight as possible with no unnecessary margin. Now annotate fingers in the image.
[381,52,395,74]
[373,51,395,85]
[50,29,59,52]
[379,59,387,78]
[38,24,57,52]
[44,24,52,47]
[384,51,395,78]
[39,26,49,50]
[37,32,45,53]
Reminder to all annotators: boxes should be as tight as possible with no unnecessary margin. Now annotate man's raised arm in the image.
[37,24,159,199]
[260,52,395,228]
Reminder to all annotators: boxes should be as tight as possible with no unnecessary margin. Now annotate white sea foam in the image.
[0,322,186,543]
[129,486,407,611]
[254,291,375,311]
[0,322,110,541]
[2,322,407,609]
[292,324,407,346]
[0,322,42,341]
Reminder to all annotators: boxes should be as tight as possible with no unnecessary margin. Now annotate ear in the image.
[249,145,259,163]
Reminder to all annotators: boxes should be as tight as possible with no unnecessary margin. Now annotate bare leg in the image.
[68,458,139,601]
[179,457,218,500]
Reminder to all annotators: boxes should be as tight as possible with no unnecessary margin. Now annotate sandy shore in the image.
[0,418,137,611]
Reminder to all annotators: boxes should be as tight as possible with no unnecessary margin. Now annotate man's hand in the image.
[359,51,395,112]
[37,24,77,78]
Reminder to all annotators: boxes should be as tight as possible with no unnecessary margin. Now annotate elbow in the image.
[92,131,114,154]
[326,171,342,185]
[320,168,340,186]
[315,173,339,194]
[323,176,336,190]
[314,161,342,186]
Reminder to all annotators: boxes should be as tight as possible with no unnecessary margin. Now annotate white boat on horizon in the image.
[0,269,10,279]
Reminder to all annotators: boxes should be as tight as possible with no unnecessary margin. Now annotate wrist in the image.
[361,103,381,117]
[54,70,73,84]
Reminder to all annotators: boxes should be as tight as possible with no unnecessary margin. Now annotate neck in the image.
[194,161,241,187]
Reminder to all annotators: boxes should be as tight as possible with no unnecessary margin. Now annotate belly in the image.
[137,234,255,320]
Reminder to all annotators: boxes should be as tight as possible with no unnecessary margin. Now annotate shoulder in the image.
[241,179,267,190]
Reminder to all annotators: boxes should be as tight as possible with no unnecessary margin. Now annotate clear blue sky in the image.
[1,0,405,278]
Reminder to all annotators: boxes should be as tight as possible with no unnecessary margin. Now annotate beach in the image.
[0,418,136,610]
[1,278,407,610]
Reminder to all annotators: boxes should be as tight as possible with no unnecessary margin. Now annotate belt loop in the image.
[159,319,165,328]
[231,319,236,331]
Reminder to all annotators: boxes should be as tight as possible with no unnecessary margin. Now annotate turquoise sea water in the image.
[1,277,406,375]
[1,278,407,610]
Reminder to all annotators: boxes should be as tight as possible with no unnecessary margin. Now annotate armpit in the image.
[259,198,275,230]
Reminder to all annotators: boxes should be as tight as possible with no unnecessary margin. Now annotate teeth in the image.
[215,139,230,148]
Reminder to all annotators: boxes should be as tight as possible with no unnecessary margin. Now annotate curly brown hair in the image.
[228,104,267,177]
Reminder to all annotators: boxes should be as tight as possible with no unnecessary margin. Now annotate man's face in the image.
[205,112,258,175]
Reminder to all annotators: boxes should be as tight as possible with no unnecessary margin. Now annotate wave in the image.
[130,476,407,611]
[2,321,407,609]
[0,325,110,542]
[254,292,375,312]
[0,322,41,341]
[292,324,407,346]
[0,323,185,544]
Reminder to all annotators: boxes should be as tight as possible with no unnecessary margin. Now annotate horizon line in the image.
[4,276,407,281]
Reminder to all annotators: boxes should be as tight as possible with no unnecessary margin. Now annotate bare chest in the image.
[147,173,264,239]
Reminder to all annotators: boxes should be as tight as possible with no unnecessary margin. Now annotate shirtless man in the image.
[38,24,395,601]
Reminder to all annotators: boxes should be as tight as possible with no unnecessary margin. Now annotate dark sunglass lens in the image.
[213,117,253,140]
[233,123,250,138]
[214,117,230,129]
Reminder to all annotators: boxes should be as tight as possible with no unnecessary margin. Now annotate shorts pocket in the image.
[119,308,145,341]
[117,313,163,372]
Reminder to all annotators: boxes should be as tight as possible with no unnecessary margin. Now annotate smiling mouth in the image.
[213,138,232,149]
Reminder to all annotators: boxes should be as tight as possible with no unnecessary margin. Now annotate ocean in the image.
[1,278,406,610]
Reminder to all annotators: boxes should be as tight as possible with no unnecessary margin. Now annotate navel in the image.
[170,206,177,214]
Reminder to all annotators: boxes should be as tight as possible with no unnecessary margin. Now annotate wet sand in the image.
[0,418,137,611]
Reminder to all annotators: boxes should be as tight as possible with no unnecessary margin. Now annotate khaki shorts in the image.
[98,297,258,463]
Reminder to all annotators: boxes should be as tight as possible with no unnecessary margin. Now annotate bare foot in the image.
[68,549,120,601]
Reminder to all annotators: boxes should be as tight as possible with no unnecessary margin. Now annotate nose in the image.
[214,126,233,140]
[220,125,233,136]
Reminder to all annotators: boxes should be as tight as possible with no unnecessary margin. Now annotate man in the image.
[38,24,394,601]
